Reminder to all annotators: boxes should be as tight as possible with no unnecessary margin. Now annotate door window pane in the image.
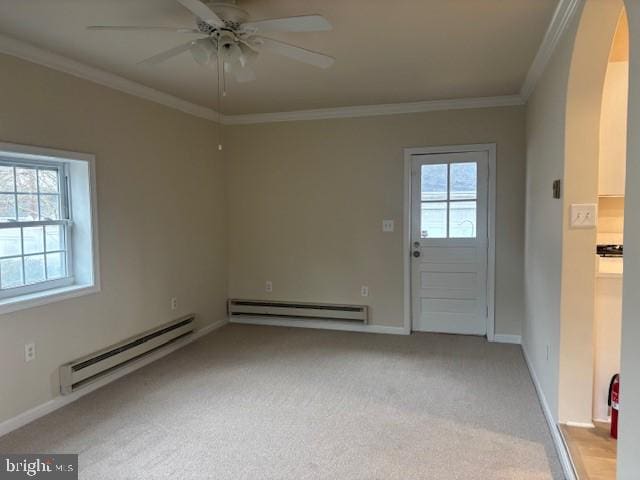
[450,163,477,200]
[1,257,23,288]
[23,226,44,254]
[24,254,45,284]
[449,201,477,238]
[421,202,447,238]
[46,252,65,279]
[0,194,16,221]
[0,228,21,257]
[421,164,447,201]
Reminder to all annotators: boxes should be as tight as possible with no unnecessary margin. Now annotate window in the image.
[420,162,477,239]
[0,143,98,313]
[0,161,71,297]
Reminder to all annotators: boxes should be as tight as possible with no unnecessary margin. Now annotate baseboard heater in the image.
[228,299,369,323]
[59,315,195,395]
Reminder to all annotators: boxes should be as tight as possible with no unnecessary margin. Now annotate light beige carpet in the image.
[0,324,563,479]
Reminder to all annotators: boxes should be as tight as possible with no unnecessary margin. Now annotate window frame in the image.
[0,142,99,315]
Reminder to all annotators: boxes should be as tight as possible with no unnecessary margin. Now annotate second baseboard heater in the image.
[228,299,369,323]
[59,314,195,395]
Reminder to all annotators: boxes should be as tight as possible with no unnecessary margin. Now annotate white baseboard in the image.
[0,317,228,438]
[565,421,596,428]
[492,334,522,344]
[521,344,576,480]
[229,315,408,335]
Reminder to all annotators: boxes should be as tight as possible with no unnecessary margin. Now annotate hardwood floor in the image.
[560,422,616,480]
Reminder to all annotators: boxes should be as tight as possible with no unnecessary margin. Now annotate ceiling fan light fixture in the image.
[190,38,217,66]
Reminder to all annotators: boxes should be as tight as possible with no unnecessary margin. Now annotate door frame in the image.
[402,143,497,340]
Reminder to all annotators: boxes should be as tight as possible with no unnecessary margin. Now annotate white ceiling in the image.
[0,0,558,115]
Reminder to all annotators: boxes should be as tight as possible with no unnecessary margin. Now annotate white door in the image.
[410,151,489,335]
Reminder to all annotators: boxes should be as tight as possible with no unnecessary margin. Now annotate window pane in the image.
[16,167,37,193]
[45,225,63,251]
[0,228,21,257]
[39,194,60,220]
[0,166,14,192]
[38,169,59,193]
[1,257,23,288]
[24,254,45,284]
[449,201,477,238]
[421,164,447,201]
[421,202,447,238]
[0,194,16,221]
[17,194,38,221]
[450,162,477,200]
[46,252,66,280]
[23,226,44,254]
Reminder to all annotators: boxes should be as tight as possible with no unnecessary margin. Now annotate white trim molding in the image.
[403,144,497,339]
[492,334,522,345]
[0,318,228,438]
[229,315,408,335]
[0,34,526,126]
[223,96,524,125]
[522,344,577,480]
[0,34,221,123]
[520,0,582,100]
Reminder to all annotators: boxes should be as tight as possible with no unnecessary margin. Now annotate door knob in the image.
[413,251,421,258]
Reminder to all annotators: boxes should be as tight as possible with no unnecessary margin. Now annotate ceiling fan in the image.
[87,0,335,84]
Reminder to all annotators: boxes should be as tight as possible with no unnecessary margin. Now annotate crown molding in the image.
[0,33,221,123]
[520,0,582,101]
[222,95,525,125]
[0,33,525,126]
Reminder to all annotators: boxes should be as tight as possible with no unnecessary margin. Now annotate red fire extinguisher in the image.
[608,374,620,439]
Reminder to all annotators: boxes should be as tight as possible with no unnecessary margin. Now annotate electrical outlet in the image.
[265,281,273,293]
[25,343,36,362]
[171,297,178,311]
[361,286,369,297]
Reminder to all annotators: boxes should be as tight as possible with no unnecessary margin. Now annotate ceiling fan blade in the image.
[87,26,203,34]
[249,36,334,69]
[242,15,332,33]
[138,41,196,65]
[176,0,224,27]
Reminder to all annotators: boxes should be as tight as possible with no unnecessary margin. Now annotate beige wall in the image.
[226,107,526,334]
[0,54,227,425]
[523,6,576,420]
[559,0,621,424]
[524,0,622,424]
[619,1,640,477]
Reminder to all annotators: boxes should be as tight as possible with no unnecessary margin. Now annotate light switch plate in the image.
[382,220,394,232]
[570,203,597,229]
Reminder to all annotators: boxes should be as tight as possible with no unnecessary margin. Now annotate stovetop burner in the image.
[597,244,623,257]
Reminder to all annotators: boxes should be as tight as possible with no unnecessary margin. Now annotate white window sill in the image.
[0,283,100,315]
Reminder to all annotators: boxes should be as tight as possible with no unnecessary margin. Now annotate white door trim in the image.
[403,143,497,340]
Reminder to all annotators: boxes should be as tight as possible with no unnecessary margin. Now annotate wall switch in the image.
[171,297,178,311]
[382,220,394,232]
[570,203,597,229]
[265,281,273,293]
[361,286,369,297]
[25,343,36,362]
